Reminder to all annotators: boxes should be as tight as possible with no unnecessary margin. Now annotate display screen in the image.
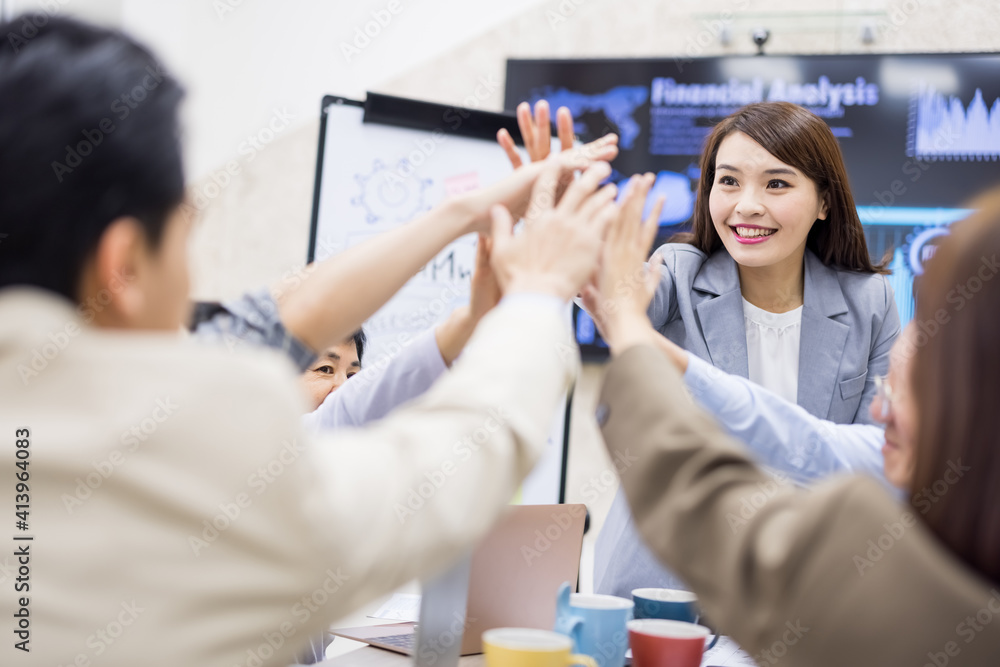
[505,54,1000,347]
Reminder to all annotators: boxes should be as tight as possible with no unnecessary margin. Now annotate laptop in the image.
[330,503,586,657]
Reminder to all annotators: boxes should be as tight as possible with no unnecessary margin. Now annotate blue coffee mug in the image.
[631,588,718,649]
[554,582,634,667]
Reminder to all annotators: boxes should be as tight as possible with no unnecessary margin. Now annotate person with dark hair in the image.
[301,234,504,433]
[0,14,622,667]
[298,330,366,411]
[500,101,901,596]
[592,102,902,596]
[0,15,187,318]
[585,182,1000,666]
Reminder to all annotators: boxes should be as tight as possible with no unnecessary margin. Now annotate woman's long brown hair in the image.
[674,102,887,274]
[911,186,1000,585]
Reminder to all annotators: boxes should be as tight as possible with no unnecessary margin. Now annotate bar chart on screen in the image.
[909,83,1000,161]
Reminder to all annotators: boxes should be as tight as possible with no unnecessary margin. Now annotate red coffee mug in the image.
[627,619,709,667]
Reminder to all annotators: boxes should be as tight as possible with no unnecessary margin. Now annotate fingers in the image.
[623,173,655,221]
[580,134,619,163]
[555,134,618,174]
[516,102,535,156]
[556,106,575,152]
[489,205,515,262]
[578,182,618,223]
[525,160,563,221]
[533,100,551,160]
[612,173,654,246]
[589,199,619,239]
[580,285,604,322]
[642,196,666,249]
[557,161,612,213]
[497,129,523,169]
[647,251,665,274]
[644,252,664,293]
[475,233,490,269]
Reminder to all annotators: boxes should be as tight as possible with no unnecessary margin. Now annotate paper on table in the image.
[699,636,758,666]
[370,593,421,622]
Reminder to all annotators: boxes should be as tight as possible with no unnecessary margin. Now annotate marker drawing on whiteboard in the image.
[351,159,433,224]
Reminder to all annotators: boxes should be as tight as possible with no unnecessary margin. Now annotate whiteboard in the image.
[308,96,568,505]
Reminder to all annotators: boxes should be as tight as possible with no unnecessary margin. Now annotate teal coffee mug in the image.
[630,588,719,649]
[554,582,634,667]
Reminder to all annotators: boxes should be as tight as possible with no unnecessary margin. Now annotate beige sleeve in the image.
[297,296,578,618]
[598,344,999,667]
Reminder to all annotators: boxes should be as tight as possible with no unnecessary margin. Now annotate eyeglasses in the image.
[873,374,894,420]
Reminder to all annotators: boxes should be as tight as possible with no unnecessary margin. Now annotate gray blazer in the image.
[649,243,901,425]
[594,243,901,598]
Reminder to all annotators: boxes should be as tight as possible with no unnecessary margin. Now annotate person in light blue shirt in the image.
[591,332,893,597]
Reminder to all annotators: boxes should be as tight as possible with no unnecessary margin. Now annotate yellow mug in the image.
[483,628,599,667]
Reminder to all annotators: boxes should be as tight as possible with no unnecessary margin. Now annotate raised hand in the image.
[580,173,665,353]
[433,234,502,366]
[489,161,618,301]
[456,142,618,233]
[469,233,501,321]
[497,101,576,168]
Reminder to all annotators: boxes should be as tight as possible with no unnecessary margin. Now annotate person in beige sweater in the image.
[0,14,632,667]
[583,180,1000,666]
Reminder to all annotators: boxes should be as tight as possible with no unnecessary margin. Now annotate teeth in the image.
[734,226,776,239]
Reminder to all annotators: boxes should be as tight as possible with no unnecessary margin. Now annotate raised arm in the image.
[663,337,885,485]
[589,197,989,667]
[597,342,991,667]
[299,160,619,612]
[276,149,612,355]
[303,235,502,430]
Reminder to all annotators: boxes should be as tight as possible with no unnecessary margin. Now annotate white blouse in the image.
[742,298,803,404]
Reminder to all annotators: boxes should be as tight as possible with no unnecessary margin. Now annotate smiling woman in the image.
[594,101,902,598]
[639,101,897,420]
